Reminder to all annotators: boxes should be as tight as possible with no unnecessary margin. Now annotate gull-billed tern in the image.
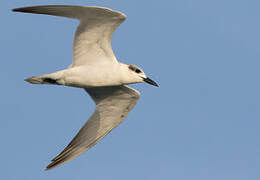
[13,5,158,170]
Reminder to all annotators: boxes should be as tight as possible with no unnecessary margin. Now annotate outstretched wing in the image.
[46,85,140,170]
[13,5,126,67]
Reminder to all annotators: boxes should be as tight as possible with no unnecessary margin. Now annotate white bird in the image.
[13,5,158,170]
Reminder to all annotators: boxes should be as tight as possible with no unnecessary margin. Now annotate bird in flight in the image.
[13,5,158,170]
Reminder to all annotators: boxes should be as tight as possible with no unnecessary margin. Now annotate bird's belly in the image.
[62,66,121,88]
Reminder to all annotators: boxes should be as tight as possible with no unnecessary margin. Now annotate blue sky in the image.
[1,0,260,179]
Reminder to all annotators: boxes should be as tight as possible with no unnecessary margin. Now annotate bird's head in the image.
[120,64,158,87]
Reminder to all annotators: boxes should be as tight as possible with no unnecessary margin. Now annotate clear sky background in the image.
[1,0,260,179]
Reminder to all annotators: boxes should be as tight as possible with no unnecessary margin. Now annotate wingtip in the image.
[12,7,30,12]
[12,8,19,12]
[12,6,44,14]
[45,161,60,171]
[12,7,28,13]
[45,166,53,171]
[12,7,33,13]
[45,167,51,171]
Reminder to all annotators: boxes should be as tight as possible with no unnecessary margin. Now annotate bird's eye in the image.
[135,69,141,73]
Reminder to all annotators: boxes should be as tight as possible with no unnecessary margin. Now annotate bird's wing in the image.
[13,5,126,67]
[45,85,140,170]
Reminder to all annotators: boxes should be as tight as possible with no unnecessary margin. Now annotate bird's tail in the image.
[25,71,65,85]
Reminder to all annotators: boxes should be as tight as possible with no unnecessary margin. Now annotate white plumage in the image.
[13,5,158,170]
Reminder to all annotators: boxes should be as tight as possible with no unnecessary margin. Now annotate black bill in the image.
[143,77,159,87]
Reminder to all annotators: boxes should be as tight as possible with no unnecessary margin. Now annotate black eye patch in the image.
[128,65,141,73]
[128,65,135,71]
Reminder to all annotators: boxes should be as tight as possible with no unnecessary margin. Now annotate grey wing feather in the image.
[45,85,140,170]
[13,5,126,66]
[12,5,126,20]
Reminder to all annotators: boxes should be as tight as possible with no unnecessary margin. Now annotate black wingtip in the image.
[12,8,19,12]
[12,7,36,13]
[12,7,27,13]
[45,166,53,171]
[45,162,57,171]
